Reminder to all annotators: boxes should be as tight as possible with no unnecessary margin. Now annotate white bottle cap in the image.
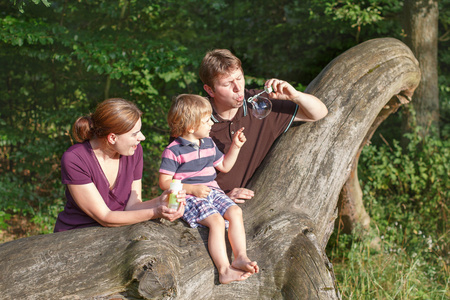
[264,86,273,94]
[170,179,183,191]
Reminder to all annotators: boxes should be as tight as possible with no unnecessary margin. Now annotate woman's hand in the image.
[159,203,185,221]
[158,189,186,221]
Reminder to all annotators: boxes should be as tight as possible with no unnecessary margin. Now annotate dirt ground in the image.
[0,215,42,243]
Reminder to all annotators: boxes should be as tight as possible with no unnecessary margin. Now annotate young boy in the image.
[159,94,259,284]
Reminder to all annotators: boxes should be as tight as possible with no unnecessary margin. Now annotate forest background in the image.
[0,0,449,298]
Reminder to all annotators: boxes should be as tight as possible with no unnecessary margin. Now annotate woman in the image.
[54,98,185,232]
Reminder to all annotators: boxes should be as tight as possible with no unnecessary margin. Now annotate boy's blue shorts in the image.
[182,188,236,229]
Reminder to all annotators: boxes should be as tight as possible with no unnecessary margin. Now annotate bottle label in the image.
[168,193,179,209]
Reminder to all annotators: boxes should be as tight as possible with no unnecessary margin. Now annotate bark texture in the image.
[336,94,412,234]
[402,0,439,137]
[0,38,420,300]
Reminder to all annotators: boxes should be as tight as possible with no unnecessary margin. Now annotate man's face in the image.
[209,68,246,109]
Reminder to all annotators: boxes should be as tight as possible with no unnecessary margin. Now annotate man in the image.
[199,49,328,203]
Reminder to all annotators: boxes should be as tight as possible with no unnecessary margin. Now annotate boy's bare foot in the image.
[219,266,253,284]
[231,256,259,274]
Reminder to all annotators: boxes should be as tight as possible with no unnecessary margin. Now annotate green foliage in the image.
[0,211,11,230]
[327,126,449,298]
[0,2,449,298]
[0,0,202,233]
[10,0,51,13]
[360,128,449,246]
[324,1,384,28]
[204,0,404,83]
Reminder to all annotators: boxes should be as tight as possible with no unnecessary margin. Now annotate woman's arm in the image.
[126,179,186,222]
[68,179,184,226]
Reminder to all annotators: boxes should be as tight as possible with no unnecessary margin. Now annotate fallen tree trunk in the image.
[336,93,411,234]
[0,38,420,300]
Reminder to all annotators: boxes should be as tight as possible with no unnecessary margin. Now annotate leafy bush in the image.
[0,211,11,230]
[327,126,449,298]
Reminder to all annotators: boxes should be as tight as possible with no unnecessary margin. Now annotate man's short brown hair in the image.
[199,49,243,90]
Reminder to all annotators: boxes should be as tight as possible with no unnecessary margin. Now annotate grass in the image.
[327,226,449,299]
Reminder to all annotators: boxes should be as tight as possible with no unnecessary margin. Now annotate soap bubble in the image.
[249,96,272,119]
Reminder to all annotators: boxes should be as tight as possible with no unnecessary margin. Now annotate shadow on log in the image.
[0,38,420,300]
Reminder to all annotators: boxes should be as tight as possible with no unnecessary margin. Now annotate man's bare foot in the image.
[231,256,259,274]
[219,265,253,284]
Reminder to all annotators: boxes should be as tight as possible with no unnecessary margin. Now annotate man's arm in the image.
[265,78,328,122]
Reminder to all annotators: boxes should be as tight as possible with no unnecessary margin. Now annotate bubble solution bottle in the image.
[168,179,183,209]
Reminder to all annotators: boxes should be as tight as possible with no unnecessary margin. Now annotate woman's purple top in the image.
[54,141,143,232]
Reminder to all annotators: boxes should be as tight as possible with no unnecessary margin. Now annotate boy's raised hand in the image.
[232,127,246,148]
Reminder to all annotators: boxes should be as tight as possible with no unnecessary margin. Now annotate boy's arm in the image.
[159,173,174,190]
[160,173,211,198]
[184,183,211,198]
[216,127,246,173]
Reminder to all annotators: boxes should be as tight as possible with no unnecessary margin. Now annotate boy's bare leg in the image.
[198,213,253,284]
[224,206,259,274]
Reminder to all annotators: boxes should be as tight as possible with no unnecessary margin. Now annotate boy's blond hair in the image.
[168,94,212,137]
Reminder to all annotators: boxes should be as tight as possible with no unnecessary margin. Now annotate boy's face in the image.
[192,114,213,139]
[208,68,245,110]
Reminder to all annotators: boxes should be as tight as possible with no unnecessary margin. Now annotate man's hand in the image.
[265,78,328,122]
[265,78,301,101]
[227,188,255,204]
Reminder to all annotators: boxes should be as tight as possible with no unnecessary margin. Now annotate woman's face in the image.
[113,118,145,156]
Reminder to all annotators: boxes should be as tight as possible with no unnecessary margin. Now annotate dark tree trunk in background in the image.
[402,0,439,139]
[0,38,420,300]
